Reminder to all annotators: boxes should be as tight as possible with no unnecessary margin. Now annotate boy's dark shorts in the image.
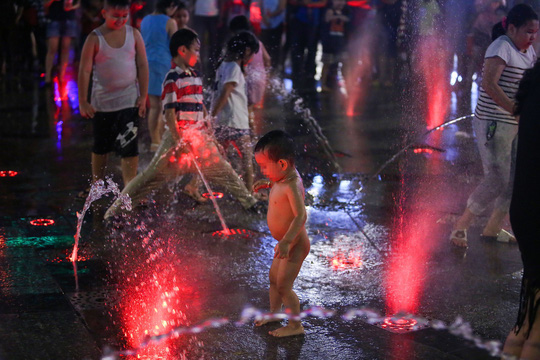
[92,108,140,158]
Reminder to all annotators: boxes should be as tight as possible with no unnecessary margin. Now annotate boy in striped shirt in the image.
[105,28,261,219]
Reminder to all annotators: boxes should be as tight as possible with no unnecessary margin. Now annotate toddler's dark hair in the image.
[105,0,131,8]
[492,3,537,40]
[254,130,295,165]
[156,0,181,14]
[169,28,198,57]
[229,15,251,32]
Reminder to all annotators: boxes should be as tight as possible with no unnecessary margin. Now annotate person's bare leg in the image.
[92,153,108,183]
[255,256,283,326]
[238,135,253,192]
[148,95,162,150]
[482,208,510,237]
[269,257,305,337]
[45,37,59,83]
[59,36,71,82]
[121,156,138,187]
[320,63,330,91]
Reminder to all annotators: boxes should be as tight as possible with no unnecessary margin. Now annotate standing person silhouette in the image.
[450,4,539,248]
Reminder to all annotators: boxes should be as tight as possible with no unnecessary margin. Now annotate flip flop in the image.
[496,229,516,243]
[450,229,468,248]
[480,229,517,243]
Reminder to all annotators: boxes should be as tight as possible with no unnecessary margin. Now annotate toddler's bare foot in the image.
[269,324,305,337]
[254,318,281,327]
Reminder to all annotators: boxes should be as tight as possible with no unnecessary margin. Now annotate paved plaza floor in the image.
[0,70,521,359]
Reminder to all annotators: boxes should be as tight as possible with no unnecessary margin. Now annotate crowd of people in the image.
[4,0,539,93]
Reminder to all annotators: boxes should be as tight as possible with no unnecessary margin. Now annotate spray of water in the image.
[70,178,131,263]
[101,304,502,359]
[190,154,229,234]
[266,77,341,173]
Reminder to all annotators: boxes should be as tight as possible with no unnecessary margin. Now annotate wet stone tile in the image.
[0,311,101,360]
[0,293,72,314]
[46,260,113,292]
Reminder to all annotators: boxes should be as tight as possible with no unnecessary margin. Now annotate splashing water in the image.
[266,77,341,173]
[101,304,502,359]
[70,178,131,263]
[190,155,229,234]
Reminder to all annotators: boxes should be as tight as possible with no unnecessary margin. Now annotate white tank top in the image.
[91,25,139,112]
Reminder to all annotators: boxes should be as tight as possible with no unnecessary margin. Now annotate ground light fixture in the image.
[202,192,224,199]
[29,218,55,226]
[0,170,18,177]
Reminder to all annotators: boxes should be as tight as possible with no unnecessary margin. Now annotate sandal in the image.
[496,229,516,243]
[450,229,468,248]
[481,229,516,243]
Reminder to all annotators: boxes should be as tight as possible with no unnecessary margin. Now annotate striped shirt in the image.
[475,35,536,125]
[161,63,204,125]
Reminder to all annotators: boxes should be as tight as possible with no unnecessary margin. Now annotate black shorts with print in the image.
[92,107,139,158]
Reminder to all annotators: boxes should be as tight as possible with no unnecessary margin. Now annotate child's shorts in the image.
[92,107,140,158]
[214,126,251,142]
[46,19,78,38]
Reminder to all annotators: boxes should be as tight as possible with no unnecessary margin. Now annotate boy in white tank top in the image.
[78,0,149,192]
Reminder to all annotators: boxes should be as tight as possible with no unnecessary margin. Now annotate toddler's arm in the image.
[275,181,307,259]
[211,82,236,117]
[134,28,149,118]
[78,33,98,118]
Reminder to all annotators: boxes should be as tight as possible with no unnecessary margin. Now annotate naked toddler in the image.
[253,130,310,337]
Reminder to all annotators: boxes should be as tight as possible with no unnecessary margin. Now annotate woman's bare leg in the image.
[45,37,59,83]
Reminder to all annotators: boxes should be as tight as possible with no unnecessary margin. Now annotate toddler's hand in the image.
[136,96,147,118]
[274,241,289,259]
[253,179,271,193]
[80,102,96,118]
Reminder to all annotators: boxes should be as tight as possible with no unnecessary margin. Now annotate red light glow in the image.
[117,248,202,359]
[202,192,224,199]
[0,170,18,177]
[347,0,371,8]
[416,35,450,128]
[413,148,434,154]
[381,316,418,332]
[329,251,363,270]
[212,228,251,238]
[30,218,55,226]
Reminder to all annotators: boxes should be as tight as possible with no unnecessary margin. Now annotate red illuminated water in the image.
[191,156,229,234]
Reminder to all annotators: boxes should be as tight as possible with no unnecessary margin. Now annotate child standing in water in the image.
[253,130,310,337]
[212,31,259,192]
[78,0,149,190]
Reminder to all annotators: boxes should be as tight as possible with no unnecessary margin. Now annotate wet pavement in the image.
[0,69,523,360]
